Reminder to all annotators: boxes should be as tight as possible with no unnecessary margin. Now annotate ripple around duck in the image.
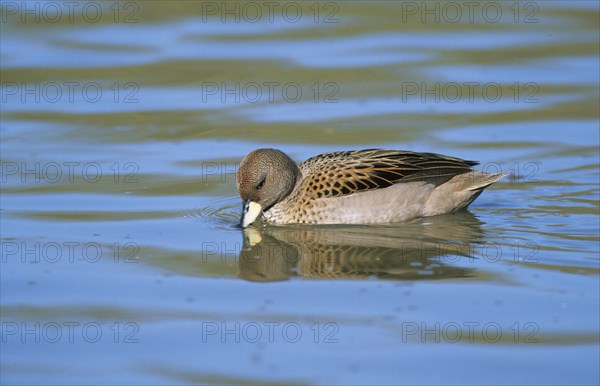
[185,196,241,229]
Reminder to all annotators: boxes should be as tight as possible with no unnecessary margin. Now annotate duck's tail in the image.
[424,171,507,216]
[465,172,508,192]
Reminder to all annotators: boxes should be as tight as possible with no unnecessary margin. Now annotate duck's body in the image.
[236,149,505,227]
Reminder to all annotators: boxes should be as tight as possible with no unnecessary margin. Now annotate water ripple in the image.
[186,196,240,229]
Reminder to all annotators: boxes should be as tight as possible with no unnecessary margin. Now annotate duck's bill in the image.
[241,201,262,228]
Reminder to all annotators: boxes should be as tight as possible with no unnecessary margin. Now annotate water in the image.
[1,1,599,384]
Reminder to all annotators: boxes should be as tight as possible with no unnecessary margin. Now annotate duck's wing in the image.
[298,149,477,199]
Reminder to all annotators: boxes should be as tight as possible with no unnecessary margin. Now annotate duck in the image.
[236,148,506,227]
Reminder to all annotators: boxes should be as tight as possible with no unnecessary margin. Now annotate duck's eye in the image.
[256,179,265,190]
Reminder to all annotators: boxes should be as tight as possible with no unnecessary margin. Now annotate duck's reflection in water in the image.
[238,211,490,282]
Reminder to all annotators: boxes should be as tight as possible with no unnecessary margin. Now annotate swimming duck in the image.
[236,148,505,227]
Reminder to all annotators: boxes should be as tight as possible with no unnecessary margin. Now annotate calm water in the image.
[1,1,599,385]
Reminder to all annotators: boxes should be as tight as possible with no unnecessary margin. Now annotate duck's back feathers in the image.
[299,149,478,199]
